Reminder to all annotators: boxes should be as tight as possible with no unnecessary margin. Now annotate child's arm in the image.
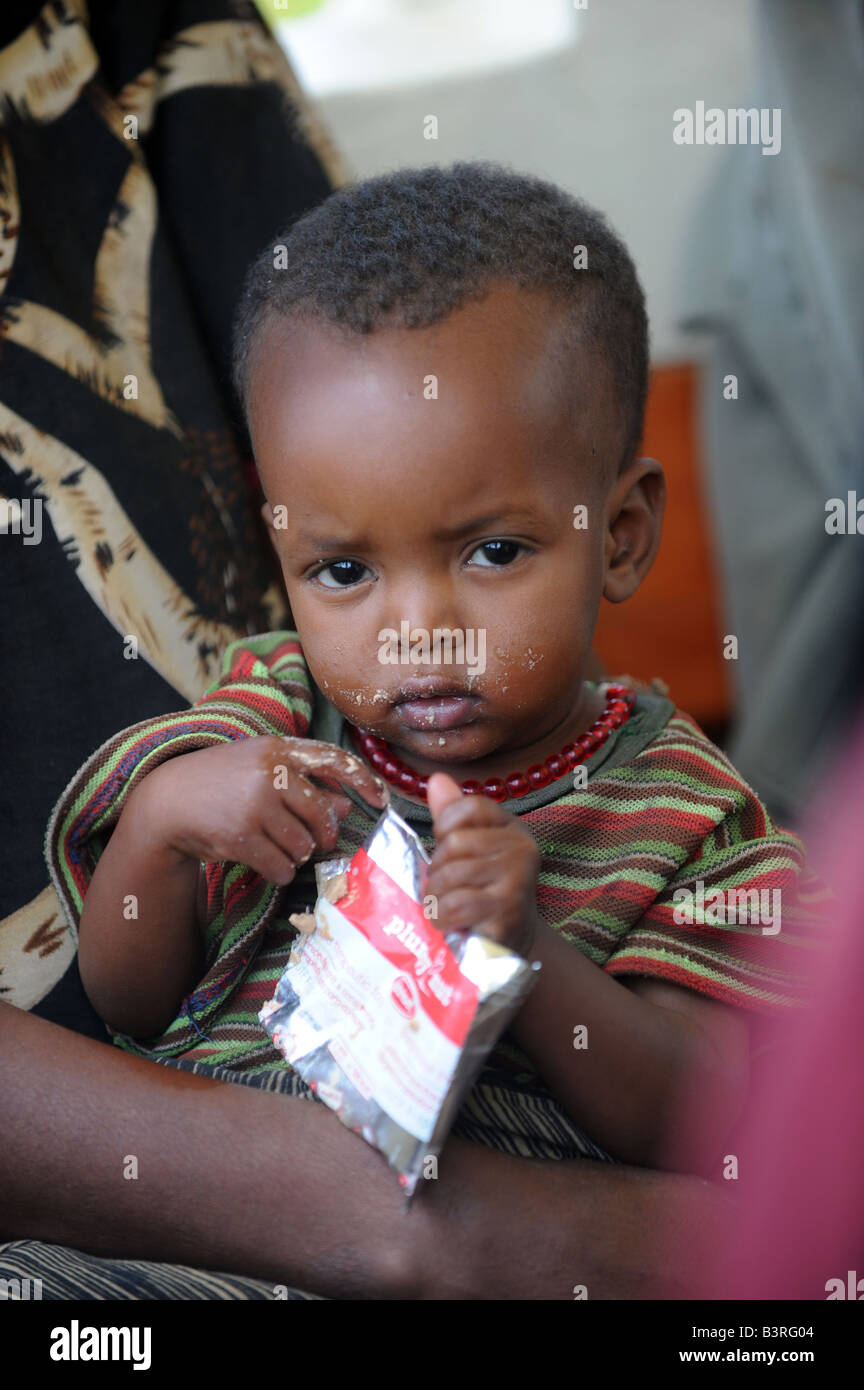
[78,793,204,1039]
[78,736,387,1039]
[426,775,749,1174]
[505,924,750,1172]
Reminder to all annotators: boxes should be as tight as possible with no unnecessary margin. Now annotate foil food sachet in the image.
[259,804,540,1198]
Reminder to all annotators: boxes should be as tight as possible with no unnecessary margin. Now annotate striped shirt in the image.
[45,630,833,1159]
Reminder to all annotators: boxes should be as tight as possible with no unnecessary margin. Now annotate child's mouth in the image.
[396,695,480,731]
[393,677,480,731]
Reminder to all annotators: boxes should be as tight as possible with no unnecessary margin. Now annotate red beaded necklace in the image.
[350,683,636,803]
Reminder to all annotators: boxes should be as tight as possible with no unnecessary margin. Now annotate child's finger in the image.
[433,888,507,942]
[276,738,389,807]
[262,810,317,867]
[427,853,504,899]
[430,827,513,871]
[429,776,510,839]
[272,773,347,852]
[426,772,464,822]
[323,791,353,819]
[231,829,299,887]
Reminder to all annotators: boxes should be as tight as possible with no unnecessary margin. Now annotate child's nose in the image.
[383,576,464,636]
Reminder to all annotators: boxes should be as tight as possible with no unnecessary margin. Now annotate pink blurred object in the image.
[670,712,864,1299]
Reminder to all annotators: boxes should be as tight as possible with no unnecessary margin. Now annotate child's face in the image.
[248,281,663,778]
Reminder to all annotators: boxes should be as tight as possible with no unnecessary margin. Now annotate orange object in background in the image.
[593,362,732,731]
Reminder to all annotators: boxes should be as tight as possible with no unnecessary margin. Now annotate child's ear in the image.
[602,457,666,603]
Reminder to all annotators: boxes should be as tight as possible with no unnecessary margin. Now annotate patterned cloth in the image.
[0,1237,321,1300]
[0,0,342,1030]
[44,628,834,1161]
[0,0,347,1305]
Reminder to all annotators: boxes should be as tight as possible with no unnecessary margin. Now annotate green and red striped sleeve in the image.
[528,711,833,1012]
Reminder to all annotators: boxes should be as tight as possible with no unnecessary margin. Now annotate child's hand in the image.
[426,773,541,957]
[127,735,389,886]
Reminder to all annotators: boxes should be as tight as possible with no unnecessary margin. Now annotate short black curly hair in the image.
[232,161,649,472]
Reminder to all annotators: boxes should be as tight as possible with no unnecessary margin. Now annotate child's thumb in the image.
[426,771,464,822]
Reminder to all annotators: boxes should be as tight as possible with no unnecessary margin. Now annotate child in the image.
[51,163,828,1177]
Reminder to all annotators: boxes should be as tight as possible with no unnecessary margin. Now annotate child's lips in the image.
[395,694,480,731]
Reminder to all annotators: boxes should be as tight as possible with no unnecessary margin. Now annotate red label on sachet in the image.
[334,848,479,1047]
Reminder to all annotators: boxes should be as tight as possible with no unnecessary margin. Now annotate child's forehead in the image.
[249,285,613,465]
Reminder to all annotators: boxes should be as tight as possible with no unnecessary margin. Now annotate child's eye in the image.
[313,559,371,588]
[466,539,527,567]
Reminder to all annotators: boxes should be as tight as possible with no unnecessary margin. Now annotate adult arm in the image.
[0,1001,733,1300]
